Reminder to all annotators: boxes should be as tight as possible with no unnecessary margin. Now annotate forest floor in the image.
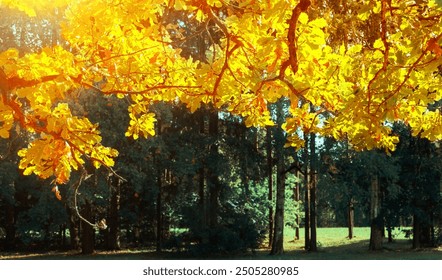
[1,227,441,260]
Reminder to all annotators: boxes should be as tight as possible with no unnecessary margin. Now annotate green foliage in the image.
[0,161,18,205]
[317,138,401,227]
[16,187,67,247]
[174,181,268,254]
[284,174,303,229]
[392,123,442,246]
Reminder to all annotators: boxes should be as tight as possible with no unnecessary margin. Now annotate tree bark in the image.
[270,101,286,255]
[439,174,442,241]
[387,226,393,243]
[413,213,433,248]
[309,131,317,251]
[67,207,80,250]
[239,125,250,196]
[197,109,208,229]
[369,175,383,251]
[208,110,221,229]
[155,119,164,252]
[107,177,121,250]
[348,199,354,239]
[266,127,274,248]
[4,202,16,251]
[294,171,300,240]
[156,166,163,252]
[411,137,435,248]
[270,151,285,255]
[80,201,95,254]
[59,224,67,249]
[303,133,310,251]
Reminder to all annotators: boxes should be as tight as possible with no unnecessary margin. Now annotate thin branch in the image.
[81,81,201,95]
[73,168,108,230]
[282,161,305,176]
[375,32,442,114]
[81,46,160,67]
[205,7,245,99]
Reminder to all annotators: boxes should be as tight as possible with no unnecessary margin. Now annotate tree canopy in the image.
[1,0,441,186]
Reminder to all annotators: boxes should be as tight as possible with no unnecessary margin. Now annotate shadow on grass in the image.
[2,239,442,260]
[270,239,442,260]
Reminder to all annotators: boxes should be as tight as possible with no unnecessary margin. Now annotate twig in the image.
[73,168,108,230]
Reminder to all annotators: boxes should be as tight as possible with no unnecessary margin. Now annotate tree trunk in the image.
[270,152,285,255]
[208,110,220,226]
[348,199,354,239]
[107,177,121,250]
[155,119,164,252]
[413,214,421,249]
[270,101,286,255]
[156,168,163,252]
[67,207,80,250]
[266,127,274,248]
[80,201,95,254]
[59,224,67,249]
[303,133,310,251]
[196,39,209,232]
[239,125,250,197]
[294,171,300,240]
[133,190,144,246]
[411,137,435,248]
[439,175,442,241]
[387,226,393,243]
[197,109,207,228]
[369,175,383,251]
[309,131,317,252]
[413,214,433,248]
[4,202,15,251]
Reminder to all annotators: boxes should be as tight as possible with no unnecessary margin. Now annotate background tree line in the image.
[1,91,441,254]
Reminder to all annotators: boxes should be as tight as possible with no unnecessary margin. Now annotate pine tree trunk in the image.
[303,134,310,251]
[387,226,393,243]
[348,199,354,239]
[197,109,207,229]
[4,202,15,251]
[156,169,163,252]
[270,155,285,255]
[266,127,274,248]
[208,110,220,226]
[199,166,206,223]
[133,191,143,246]
[439,175,442,240]
[107,177,121,250]
[67,207,80,250]
[240,125,250,196]
[369,175,383,251]
[155,120,164,252]
[208,180,221,228]
[413,214,421,248]
[309,132,317,251]
[294,172,300,240]
[413,214,433,248]
[80,202,95,254]
[60,224,67,249]
[270,102,286,255]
